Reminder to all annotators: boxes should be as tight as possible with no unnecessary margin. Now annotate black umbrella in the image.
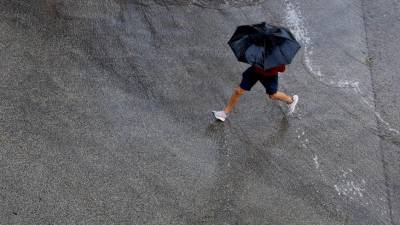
[228,22,301,70]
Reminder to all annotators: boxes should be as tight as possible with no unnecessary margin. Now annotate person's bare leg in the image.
[269,91,293,104]
[224,86,246,113]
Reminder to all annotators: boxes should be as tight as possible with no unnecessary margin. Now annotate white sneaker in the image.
[288,95,299,115]
[212,111,227,122]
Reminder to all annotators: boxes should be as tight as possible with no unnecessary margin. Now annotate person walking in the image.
[212,64,298,121]
[213,22,301,122]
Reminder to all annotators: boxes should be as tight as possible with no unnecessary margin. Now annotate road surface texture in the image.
[1,0,399,224]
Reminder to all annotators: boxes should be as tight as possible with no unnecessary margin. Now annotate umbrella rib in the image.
[277,45,290,64]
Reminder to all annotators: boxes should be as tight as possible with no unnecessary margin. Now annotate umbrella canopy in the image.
[228,22,301,70]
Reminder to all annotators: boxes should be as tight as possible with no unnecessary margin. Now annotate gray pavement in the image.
[0,0,399,224]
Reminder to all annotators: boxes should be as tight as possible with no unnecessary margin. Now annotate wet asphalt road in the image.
[0,1,399,224]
